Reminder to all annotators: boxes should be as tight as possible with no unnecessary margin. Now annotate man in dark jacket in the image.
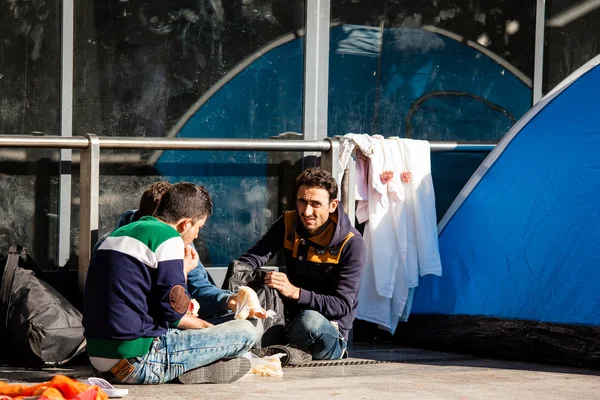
[236,168,366,362]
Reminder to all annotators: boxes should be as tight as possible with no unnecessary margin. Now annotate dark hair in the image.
[295,167,338,201]
[154,182,213,223]
[138,181,172,217]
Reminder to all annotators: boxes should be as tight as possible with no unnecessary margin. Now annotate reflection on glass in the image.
[544,0,600,93]
[0,149,60,266]
[329,0,534,139]
[77,1,307,265]
[75,0,305,138]
[0,0,61,134]
[0,2,61,264]
[329,0,535,220]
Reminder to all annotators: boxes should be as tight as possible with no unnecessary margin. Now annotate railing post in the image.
[78,134,100,294]
[321,137,341,198]
[303,0,331,149]
[533,0,546,104]
[340,153,356,227]
[59,0,75,268]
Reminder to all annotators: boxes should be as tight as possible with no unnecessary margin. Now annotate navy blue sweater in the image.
[83,217,189,359]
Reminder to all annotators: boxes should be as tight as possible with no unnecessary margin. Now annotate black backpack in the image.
[0,246,86,366]
[223,260,286,347]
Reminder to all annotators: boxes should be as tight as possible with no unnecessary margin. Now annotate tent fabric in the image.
[411,54,600,327]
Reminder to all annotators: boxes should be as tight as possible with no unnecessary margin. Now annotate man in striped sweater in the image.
[96,181,235,320]
[83,182,263,384]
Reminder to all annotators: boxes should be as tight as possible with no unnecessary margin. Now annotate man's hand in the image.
[265,271,300,300]
[177,314,214,329]
[226,293,269,319]
[226,295,237,312]
[183,245,199,279]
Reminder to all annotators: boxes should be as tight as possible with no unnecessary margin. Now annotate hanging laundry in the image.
[339,134,441,334]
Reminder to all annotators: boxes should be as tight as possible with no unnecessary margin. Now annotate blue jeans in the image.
[119,319,262,384]
[286,310,347,360]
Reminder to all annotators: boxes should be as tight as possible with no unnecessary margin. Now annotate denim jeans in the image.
[286,310,347,360]
[119,319,262,384]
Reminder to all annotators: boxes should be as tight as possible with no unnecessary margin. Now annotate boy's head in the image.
[154,182,213,245]
[138,181,172,217]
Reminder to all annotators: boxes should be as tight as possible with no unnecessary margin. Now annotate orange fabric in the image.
[0,375,108,400]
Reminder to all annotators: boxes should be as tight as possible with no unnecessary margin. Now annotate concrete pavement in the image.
[2,346,599,399]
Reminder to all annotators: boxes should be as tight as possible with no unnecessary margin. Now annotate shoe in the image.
[251,344,312,367]
[177,357,251,384]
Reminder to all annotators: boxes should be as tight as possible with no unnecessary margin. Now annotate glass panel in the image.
[0,2,61,266]
[330,0,535,219]
[76,1,306,266]
[544,0,600,93]
[90,147,303,267]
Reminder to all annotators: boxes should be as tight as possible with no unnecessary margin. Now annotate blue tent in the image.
[397,55,600,368]
[154,25,531,265]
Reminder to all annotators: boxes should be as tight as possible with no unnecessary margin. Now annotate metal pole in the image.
[98,137,331,151]
[78,134,100,293]
[321,137,341,197]
[533,0,546,104]
[341,168,349,211]
[0,135,495,153]
[59,0,75,268]
[345,154,356,227]
[0,135,89,148]
[303,0,331,148]
[429,142,496,152]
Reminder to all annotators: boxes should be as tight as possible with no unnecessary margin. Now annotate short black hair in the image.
[154,182,213,224]
[295,167,338,201]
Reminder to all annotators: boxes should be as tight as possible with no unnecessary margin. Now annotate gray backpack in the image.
[0,246,86,366]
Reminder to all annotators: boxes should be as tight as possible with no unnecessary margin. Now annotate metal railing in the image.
[0,134,496,293]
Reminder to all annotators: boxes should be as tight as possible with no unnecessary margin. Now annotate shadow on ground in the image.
[2,344,598,384]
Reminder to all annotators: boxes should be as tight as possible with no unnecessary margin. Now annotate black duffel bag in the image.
[0,246,86,366]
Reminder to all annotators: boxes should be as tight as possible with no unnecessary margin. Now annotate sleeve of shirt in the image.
[116,209,137,228]
[296,235,367,319]
[237,215,286,269]
[152,236,190,325]
[186,259,232,317]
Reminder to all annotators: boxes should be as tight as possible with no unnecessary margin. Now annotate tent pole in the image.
[533,0,546,104]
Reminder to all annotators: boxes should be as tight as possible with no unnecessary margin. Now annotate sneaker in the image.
[177,357,251,384]
[251,344,312,367]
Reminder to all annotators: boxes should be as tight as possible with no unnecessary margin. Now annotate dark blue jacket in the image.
[238,203,366,340]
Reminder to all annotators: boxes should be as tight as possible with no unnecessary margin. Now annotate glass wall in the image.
[0,1,62,266]
[329,0,535,219]
[544,0,600,93]
[7,0,598,268]
[74,0,307,266]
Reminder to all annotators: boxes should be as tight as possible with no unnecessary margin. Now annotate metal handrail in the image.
[0,133,497,293]
[0,135,332,151]
[0,135,495,152]
[0,135,89,148]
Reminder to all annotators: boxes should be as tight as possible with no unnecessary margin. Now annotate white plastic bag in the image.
[243,352,285,377]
